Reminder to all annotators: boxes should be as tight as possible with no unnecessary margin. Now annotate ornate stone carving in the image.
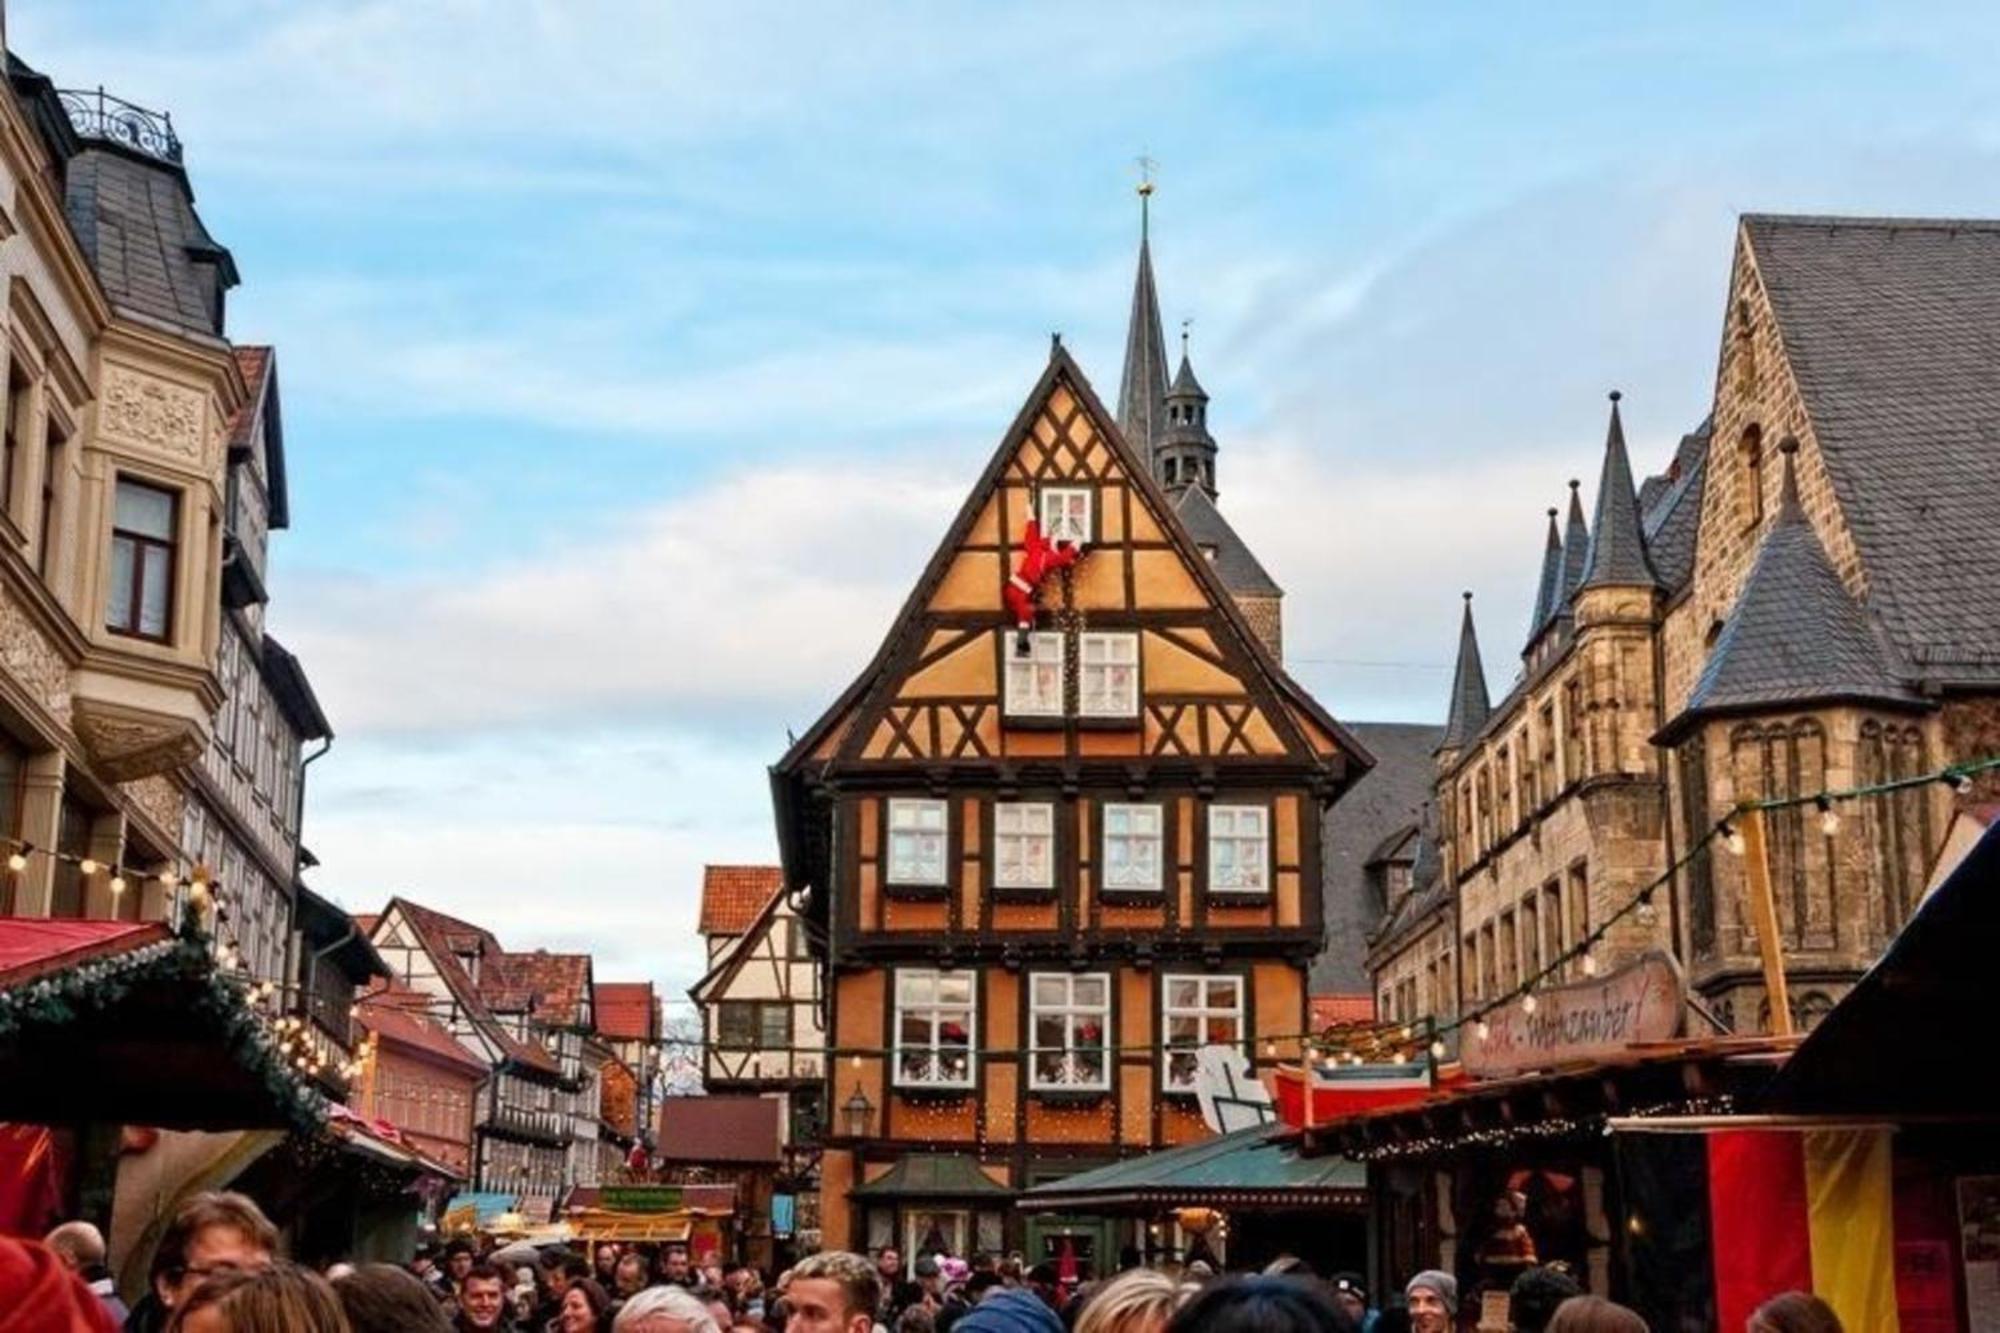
[71,697,205,782]
[99,366,207,464]
[120,774,186,840]
[0,584,74,725]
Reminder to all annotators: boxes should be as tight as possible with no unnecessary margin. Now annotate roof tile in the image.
[700,866,781,936]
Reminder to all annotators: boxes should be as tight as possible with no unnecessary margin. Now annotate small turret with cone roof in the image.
[1438,591,1491,762]
[1159,322,1218,497]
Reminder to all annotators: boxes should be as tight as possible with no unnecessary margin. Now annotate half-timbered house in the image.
[771,312,1369,1266]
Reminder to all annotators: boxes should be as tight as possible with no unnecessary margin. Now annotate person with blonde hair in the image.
[1073,1267,1186,1333]
[165,1261,352,1333]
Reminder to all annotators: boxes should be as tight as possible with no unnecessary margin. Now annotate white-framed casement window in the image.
[1102,802,1163,892]
[1029,972,1110,1090]
[994,802,1056,890]
[1004,631,1064,717]
[895,969,976,1088]
[1162,974,1244,1092]
[886,798,948,886]
[1208,805,1270,893]
[1079,632,1139,717]
[1039,487,1092,545]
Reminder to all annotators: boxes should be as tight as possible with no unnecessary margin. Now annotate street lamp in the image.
[843,1083,874,1138]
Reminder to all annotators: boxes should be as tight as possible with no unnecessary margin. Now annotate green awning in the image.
[850,1153,1013,1199]
[1017,1125,1367,1214]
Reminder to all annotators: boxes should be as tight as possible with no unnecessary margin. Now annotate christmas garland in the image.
[0,927,327,1136]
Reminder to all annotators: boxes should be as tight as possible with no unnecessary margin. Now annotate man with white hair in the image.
[43,1219,130,1324]
[614,1284,724,1333]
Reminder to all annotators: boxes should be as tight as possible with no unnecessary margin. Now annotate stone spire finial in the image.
[1580,391,1660,590]
[1440,592,1491,752]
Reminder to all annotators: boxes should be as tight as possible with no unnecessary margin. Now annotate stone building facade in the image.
[1368,213,2000,1039]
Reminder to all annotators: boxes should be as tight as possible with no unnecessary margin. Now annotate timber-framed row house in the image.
[773,215,1369,1266]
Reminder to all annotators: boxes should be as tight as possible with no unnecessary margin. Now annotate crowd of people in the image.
[0,1190,1851,1333]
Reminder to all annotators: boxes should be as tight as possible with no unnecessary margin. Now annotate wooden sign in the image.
[601,1185,685,1214]
[1461,952,1683,1079]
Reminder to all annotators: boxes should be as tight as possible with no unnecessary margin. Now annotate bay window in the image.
[107,477,177,640]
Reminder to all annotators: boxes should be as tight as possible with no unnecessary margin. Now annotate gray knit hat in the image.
[1405,1270,1458,1314]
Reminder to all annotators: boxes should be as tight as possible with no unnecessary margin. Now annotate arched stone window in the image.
[1738,423,1765,530]
[1859,719,1932,933]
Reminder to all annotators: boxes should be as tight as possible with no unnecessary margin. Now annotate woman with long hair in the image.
[166,1262,352,1333]
[560,1277,615,1332]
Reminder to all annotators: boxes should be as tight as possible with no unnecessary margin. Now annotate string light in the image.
[1474,1020,1491,1041]
[1520,993,1538,1016]
[6,849,26,873]
[1949,771,1975,796]
[79,858,99,876]
[109,873,127,895]
[1719,820,1745,856]
[1580,953,1598,977]
[1815,795,1840,836]
[1635,891,1657,928]
[1430,1039,1446,1060]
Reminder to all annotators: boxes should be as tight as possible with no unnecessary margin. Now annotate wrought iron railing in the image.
[57,86,182,164]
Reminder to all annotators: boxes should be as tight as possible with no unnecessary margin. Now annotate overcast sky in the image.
[14,2,2000,1001]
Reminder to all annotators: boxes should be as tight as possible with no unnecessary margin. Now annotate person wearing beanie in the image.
[1403,1271,1456,1333]
[953,1287,1066,1333]
[0,1235,119,1333]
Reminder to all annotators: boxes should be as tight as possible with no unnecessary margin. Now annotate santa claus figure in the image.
[1005,515,1083,650]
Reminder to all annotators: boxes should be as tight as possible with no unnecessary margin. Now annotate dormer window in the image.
[456,948,480,983]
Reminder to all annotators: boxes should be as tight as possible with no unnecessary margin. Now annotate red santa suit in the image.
[1005,518,1082,643]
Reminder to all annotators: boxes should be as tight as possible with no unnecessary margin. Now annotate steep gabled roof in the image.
[1439,594,1490,752]
[1743,214,2000,685]
[1639,422,1710,595]
[1660,442,1922,741]
[700,865,782,936]
[594,982,660,1042]
[1174,485,1283,598]
[376,898,562,1077]
[496,951,593,1029]
[1579,393,1659,590]
[356,981,488,1078]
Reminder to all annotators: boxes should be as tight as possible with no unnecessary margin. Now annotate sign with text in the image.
[600,1185,685,1214]
[1461,953,1683,1079]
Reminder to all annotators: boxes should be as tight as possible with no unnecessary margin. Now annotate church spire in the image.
[1158,321,1217,497]
[1116,176,1170,466]
[1559,478,1590,599]
[1580,391,1660,590]
[1527,506,1563,643]
[1440,592,1491,753]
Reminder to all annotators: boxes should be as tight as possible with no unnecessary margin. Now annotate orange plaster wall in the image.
[901,635,995,698]
[1003,730,1065,759]
[931,551,1002,611]
[890,1095,976,1142]
[1252,962,1305,1043]
[1098,485,1127,543]
[820,1149,856,1250]
[1099,904,1165,929]
[967,495,1000,545]
[992,902,1058,931]
[1162,1100,1209,1146]
[1076,729,1143,757]
[883,899,949,931]
[1208,904,1273,929]
[960,798,982,923]
[1119,1063,1153,1144]
[1129,550,1207,608]
[1026,1099,1115,1143]
[1073,553,1128,611]
[1276,870,1302,928]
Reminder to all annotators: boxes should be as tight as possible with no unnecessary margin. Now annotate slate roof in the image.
[1116,220,1170,465]
[61,141,234,340]
[1312,721,1444,993]
[656,1095,782,1165]
[1640,421,1710,594]
[1174,485,1283,598]
[1662,444,1921,739]
[699,866,782,936]
[1579,394,1660,590]
[1526,509,1564,645]
[1438,596,1491,751]
[1559,481,1591,600]
[850,1152,1012,1199]
[1744,215,2000,685]
[594,982,660,1042]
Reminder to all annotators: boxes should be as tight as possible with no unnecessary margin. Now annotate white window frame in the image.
[886,798,949,886]
[1079,632,1140,717]
[1208,804,1271,894]
[1101,802,1163,892]
[1028,972,1111,1091]
[894,969,976,1089]
[1039,487,1092,545]
[993,802,1056,891]
[1161,974,1245,1092]
[1003,631,1065,717]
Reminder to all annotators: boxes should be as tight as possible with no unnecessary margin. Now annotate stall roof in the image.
[1764,819,2000,1117]
[851,1153,1012,1200]
[1019,1124,1366,1213]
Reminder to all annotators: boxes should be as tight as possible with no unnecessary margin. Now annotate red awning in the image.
[0,920,168,988]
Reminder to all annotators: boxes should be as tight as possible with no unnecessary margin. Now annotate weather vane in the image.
[1136,152,1157,198]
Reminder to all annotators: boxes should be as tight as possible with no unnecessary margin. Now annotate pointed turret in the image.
[1116,184,1170,464]
[1439,592,1491,753]
[1527,507,1563,644]
[1658,439,1917,741]
[1559,478,1590,599]
[1158,326,1218,496]
[1580,391,1659,590]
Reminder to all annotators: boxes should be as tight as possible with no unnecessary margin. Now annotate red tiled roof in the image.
[1310,994,1377,1030]
[356,982,487,1078]
[493,951,592,1028]
[228,346,272,447]
[657,1095,782,1165]
[352,914,379,936]
[700,866,781,936]
[594,982,659,1042]
[381,898,560,1076]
